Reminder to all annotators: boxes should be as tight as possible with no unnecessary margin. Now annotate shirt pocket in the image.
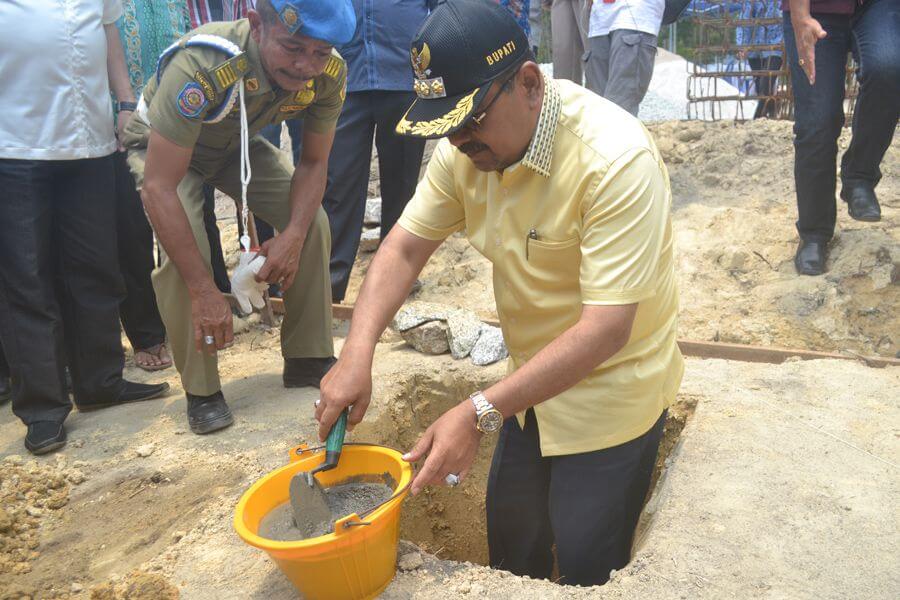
[525,236,582,290]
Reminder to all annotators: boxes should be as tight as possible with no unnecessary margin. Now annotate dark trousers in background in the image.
[748,55,783,119]
[201,183,232,293]
[783,0,899,242]
[322,91,425,302]
[0,156,126,425]
[486,408,666,586]
[256,121,305,246]
[113,151,166,350]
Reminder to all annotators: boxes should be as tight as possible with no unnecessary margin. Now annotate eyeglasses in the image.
[461,69,518,132]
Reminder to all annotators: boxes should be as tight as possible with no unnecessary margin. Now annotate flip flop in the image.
[134,343,173,372]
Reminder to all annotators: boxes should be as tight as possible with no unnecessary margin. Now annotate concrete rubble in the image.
[392,301,508,366]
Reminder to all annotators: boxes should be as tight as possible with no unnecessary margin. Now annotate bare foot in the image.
[134,343,173,372]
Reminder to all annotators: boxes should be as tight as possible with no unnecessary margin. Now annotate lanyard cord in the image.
[238,79,252,252]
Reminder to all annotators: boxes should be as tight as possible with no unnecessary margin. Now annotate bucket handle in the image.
[289,442,415,528]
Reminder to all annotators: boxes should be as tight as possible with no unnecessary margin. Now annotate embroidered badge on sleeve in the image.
[176,82,208,119]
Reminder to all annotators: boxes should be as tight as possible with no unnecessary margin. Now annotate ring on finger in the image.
[315,399,321,407]
[204,335,215,345]
[445,473,460,487]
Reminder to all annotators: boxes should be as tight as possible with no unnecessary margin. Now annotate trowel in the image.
[288,409,349,534]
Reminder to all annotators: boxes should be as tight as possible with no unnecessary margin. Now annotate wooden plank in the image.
[265,298,899,368]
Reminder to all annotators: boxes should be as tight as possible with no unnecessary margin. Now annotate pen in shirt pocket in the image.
[525,228,538,260]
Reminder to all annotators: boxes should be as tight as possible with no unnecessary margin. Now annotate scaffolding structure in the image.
[682,0,859,122]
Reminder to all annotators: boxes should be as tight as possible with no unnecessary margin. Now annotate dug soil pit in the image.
[354,364,698,566]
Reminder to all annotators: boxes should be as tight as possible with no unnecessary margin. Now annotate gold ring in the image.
[798,58,806,66]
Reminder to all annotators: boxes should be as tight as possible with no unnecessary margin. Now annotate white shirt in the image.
[588,0,665,38]
[0,0,123,160]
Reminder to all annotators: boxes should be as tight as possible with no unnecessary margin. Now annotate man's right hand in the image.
[316,354,373,441]
[190,287,234,354]
[792,15,827,85]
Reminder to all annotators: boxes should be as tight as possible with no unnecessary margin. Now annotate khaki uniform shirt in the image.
[124,19,346,169]
[398,77,684,456]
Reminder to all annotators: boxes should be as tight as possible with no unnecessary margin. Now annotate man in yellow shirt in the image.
[317,0,683,586]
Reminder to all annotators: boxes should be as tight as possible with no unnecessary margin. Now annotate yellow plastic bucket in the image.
[234,443,413,600]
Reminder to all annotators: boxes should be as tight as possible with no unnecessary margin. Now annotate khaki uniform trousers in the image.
[551,0,589,83]
[126,137,333,396]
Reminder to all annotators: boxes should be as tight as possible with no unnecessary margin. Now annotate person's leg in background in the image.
[486,410,555,580]
[602,29,657,116]
[750,55,783,119]
[549,410,666,586]
[839,0,899,220]
[320,92,377,303]
[0,342,10,404]
[783,12,851,275]
[584,34,611,96]
[286,119,304,166]
[202,183,231,293]
[55,155,168,412]
[0,159,73,451]
[374,91,426,249]
[552,0,586,83]
[113,151,171,371]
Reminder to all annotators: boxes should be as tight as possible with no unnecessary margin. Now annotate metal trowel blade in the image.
[288,471,331,535]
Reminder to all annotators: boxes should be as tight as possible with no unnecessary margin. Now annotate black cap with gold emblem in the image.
[395,0,529,139]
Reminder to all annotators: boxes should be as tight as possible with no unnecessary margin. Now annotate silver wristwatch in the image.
[470,391,503,433]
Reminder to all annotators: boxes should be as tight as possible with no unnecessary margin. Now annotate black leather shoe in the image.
[187,391,234,434]
[795,240,828,276]
[0,375,11,405]
[25,421,67,455]
[76,380,170,411]
[841,186,881,222]
[283,357,337,389]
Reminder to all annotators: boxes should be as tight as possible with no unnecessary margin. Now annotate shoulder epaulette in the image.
[155,34,247,124]
[323,56,343,80]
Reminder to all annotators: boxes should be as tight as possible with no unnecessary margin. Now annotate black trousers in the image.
[321,91,425,302]
[201,183,232,293]
[486,408,666,586]
[114,151,166,350]
[748,55,783,119]
[0,156,126,424]
[783,1,900,242]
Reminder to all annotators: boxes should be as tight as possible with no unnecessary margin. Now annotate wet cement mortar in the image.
[258,482,393,541]
[0,119,896,598]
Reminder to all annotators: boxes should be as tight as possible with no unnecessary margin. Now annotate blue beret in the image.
[268,0,356,46]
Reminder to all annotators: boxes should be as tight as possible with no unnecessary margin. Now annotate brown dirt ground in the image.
[0,119,896,599]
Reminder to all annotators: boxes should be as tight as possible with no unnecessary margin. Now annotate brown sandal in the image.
[134,343,173,372]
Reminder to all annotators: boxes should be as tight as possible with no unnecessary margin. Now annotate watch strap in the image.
[117,101,138,112]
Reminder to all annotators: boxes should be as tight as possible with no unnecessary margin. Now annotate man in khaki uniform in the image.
[317,0,682,587]
[123,0,356,434]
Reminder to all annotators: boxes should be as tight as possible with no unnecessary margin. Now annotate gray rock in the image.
[364,197,382,226]
[391,301,450,332]
[400,321,450,355]
[470,325,508,366]
[446,309,483,359]
[397,552,424,571]
[359,227,381,252]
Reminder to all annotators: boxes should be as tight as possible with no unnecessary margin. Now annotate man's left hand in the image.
[256,228,303,289]
[404,401,483,495]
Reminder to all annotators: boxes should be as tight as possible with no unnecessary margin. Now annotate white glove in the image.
[230,252,268,315]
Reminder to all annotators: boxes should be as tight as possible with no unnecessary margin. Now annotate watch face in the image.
[479,410,503,433]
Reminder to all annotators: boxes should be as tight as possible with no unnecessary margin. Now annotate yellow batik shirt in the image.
[398,77,684,456]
